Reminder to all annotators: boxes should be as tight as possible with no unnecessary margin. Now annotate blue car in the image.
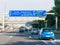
[38,28,55,40]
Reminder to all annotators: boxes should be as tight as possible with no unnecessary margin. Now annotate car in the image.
[31,28,39,35]
[38,28,55,40]
[0,28,2,32]
[28,28,31,34]
[19,26,28,32]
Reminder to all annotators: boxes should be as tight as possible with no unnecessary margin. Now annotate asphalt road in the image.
[0,32,60,45]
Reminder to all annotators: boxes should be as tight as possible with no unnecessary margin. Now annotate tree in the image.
[31,20,45,29]
[46,14,55,28]
[53,0,60,30]
[47,10,54,13]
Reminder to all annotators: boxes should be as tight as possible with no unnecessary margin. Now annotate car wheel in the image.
[38,37,42,40]
[50,38,55,40]
[52,38,55,40]
[38,38,40,39]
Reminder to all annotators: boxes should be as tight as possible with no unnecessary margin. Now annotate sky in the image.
[0,0,54,17]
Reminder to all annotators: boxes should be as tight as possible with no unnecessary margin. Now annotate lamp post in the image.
[3,0,7,31]
[3,14,4,31]
[44,20,47,28]
[56,16,58,30]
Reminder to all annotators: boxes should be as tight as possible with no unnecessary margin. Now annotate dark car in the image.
[19,26,28,32]
[31,28,39,35]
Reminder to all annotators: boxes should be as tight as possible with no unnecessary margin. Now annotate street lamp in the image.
[44,20,47,28]
[56,16,58,30]
[3,0,7,31]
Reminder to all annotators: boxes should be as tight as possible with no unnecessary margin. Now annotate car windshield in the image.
[43,28,53,32]
[33,28,38,30]
[32,28,38,31]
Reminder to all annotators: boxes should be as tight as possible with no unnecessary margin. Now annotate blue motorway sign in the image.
[9,10,46,17]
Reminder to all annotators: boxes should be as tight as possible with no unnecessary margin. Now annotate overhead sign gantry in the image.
[9,10,46,17]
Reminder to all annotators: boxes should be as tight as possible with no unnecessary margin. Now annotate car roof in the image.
[41,28,52,30]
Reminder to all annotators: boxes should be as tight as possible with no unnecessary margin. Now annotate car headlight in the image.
[50,32,53,33]
[52,34,54,36]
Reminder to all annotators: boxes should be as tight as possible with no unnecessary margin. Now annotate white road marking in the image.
[50,40,56,44]
[36,44,39,45]
[41,40,49,44]
[29,36,32,38]
[9,36,13,38]
[54,39,60,42]
[41,40,57,45]
[41,40,58,45]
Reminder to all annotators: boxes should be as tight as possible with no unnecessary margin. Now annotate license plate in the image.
[34,31,36,32]
[46,36,50,37]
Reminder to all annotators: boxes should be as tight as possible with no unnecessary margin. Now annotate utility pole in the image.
[56,16,58,30]
[3,0,7,31]
[44,20,47,28]
[3,15,4,31]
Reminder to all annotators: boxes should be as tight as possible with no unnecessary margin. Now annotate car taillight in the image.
[42,32,44,34]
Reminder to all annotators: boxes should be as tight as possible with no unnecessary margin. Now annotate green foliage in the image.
[46,15,55,28]
[54,0,60,7]
[54,0,60,17]
[47,10,54,13]
[31,20,45,29]
[53,0,60,30]
[53,7,60,17]
[38,20,45,28]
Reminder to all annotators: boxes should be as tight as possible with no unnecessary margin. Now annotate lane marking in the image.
[41,40,49,44]
[9,36,13,38]
[36,44,39,45]
[29,36,32,38]
[50,40,56,45]
[54,39,60,42]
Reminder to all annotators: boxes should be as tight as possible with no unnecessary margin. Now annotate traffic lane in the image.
[3,41,47,45]
[0,32,49,45]
[0,36,13,44]
[0,33,13,44]
[3,36,47,45]
[1,32,28,37]
[6,42,48,45]
[55,34,60,39]
[0,32,60,45]
[3,36,60,45]
[55,34,60,45]
[24,32,60,45]
[26,35,56,45]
